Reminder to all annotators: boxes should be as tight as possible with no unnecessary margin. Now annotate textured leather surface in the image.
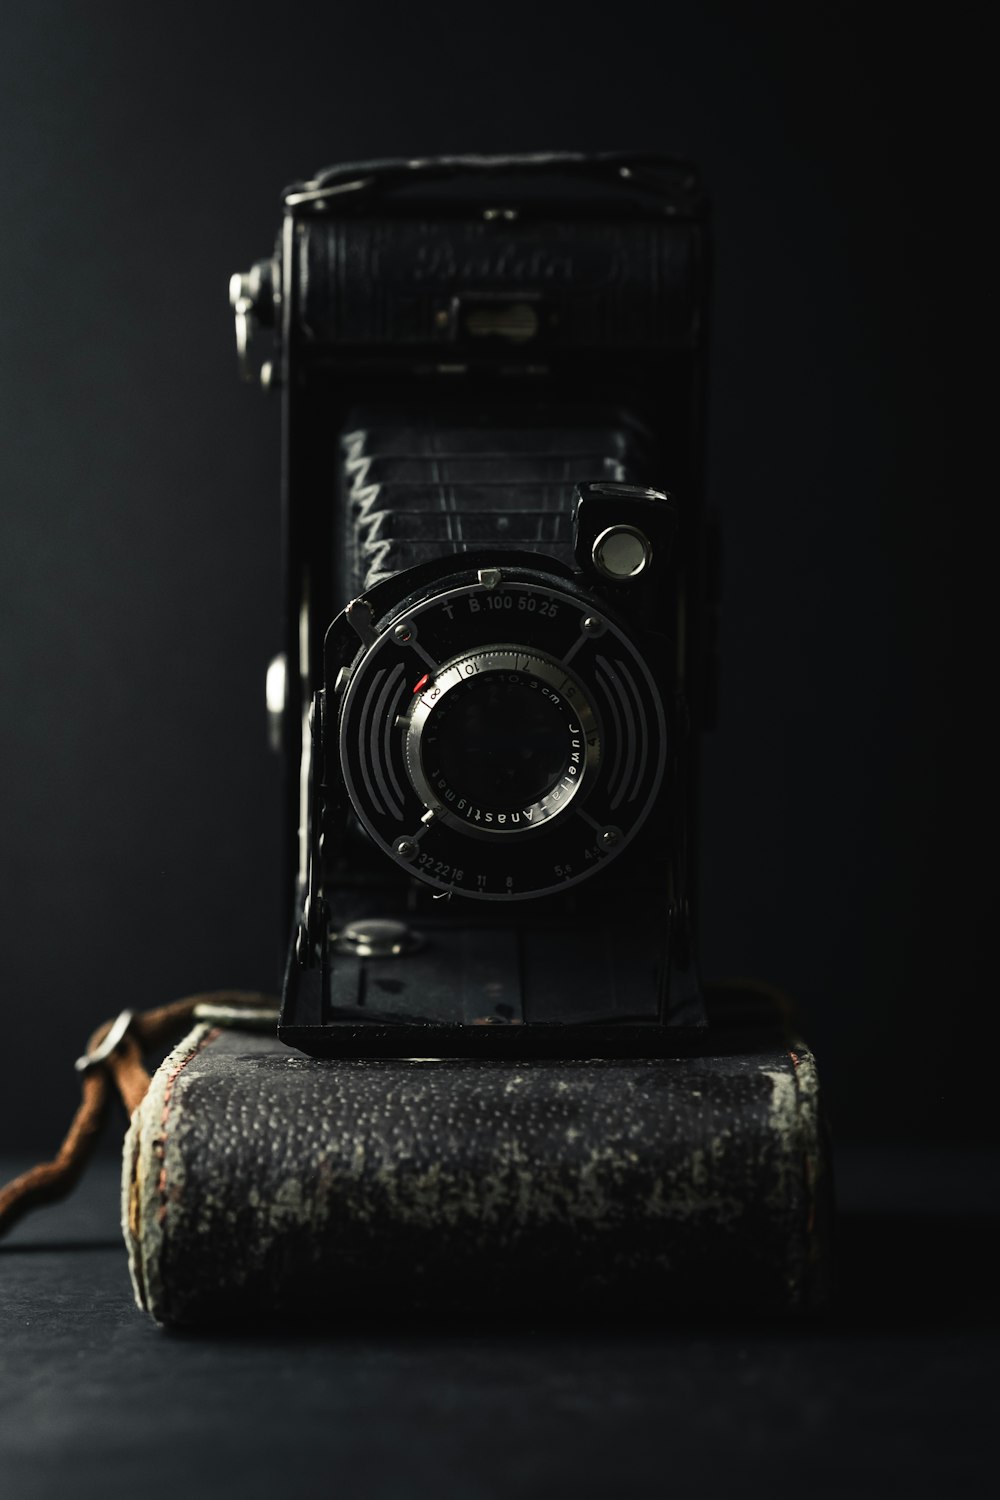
[123,1024,829,1326]
[341,415,645,594]
[299,214,702,350]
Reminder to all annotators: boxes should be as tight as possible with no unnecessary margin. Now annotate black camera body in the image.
[232,153,713,1056]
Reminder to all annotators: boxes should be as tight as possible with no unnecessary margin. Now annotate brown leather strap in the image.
[0,991,276,1240]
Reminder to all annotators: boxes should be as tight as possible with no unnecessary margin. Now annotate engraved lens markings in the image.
[404,649,600,836]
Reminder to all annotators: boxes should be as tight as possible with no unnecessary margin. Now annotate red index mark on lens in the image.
[413,673,429,695]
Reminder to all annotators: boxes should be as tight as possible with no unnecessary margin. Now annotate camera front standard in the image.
[231,152,714,1056]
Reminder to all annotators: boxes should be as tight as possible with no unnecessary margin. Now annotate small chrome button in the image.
[591,525,652,580]
[335,918,422,958]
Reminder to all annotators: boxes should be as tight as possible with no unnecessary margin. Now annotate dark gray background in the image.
[0,1,988,1150]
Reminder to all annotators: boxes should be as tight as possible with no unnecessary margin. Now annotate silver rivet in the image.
[229,271,251,308]
[394,621,415,643]
[592,525,652,581]
[395,838,418,861]
[581,615,606,636]
[265,653,287,715]
[477,568,502,589]
[598,827,620,849]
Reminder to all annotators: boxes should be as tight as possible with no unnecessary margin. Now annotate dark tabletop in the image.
[1,1146,997,1500]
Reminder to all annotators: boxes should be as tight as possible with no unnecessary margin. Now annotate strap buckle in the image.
[74,1009,135,1073]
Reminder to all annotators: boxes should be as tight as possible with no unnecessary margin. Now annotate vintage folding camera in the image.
[231,152,713,1056]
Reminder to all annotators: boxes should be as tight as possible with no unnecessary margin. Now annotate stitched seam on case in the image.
[156,1026,221,1223]
[787,1047,817,1230]
[786,1044,820,1302]
[153,1027,222,1323]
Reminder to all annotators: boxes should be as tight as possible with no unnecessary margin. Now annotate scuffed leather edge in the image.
[792,1041,835,1309]
[769,1039,830,1309]
[120,1023,217,1324]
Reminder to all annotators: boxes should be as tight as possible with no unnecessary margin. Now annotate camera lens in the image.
[338,581,667,896]
[425,673,569,809]
[402,647,600,836]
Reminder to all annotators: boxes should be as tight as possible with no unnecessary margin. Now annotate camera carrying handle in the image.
[284,151,701,214]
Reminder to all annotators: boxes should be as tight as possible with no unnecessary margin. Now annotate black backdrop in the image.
[1,2,988,1150]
